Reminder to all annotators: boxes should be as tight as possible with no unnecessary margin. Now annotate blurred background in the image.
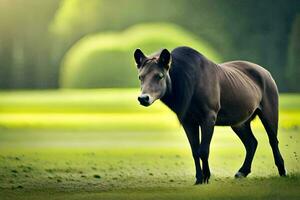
[0,0,300,197]
[0,0,299,91]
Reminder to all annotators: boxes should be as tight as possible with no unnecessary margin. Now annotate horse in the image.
[133,46,286,184]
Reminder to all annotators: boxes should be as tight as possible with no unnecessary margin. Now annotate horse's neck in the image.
[160,69,193,121]
[160,73,173,107]
[160,56,219,121]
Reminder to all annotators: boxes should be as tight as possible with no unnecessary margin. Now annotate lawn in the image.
[0,89,299,200]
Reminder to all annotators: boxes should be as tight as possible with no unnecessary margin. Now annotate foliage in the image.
[0,0,300,91]
[50,0,102,39]
[0,0,60,88]
[52,0,300,91]
[286,15,300,92]
[60,23,221,88]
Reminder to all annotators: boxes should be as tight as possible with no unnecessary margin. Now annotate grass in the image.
[0,89,299,200]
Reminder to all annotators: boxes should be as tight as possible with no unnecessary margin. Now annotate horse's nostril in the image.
[138,94,150,106]
[138,96,142,102]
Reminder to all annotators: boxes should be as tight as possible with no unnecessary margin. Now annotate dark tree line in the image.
[0,0,299,91]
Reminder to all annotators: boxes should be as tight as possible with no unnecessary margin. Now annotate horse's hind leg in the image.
[232,121,258,178]
[258,104,286,176]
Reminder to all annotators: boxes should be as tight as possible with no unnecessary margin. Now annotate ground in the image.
[0,89,299,200]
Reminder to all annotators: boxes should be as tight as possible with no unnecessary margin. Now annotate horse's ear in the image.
[134,49,146,68]
[158,49,171,70]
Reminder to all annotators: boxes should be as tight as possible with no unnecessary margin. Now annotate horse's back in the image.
[220,61,268,85]
[219,60,277,96]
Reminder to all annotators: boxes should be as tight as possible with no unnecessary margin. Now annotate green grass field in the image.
[0,89,299,200]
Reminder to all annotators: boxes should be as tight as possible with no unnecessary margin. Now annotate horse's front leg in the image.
[182,121,202,184]
[199,113,216,183]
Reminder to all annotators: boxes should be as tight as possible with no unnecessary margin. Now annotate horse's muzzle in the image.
[138,94,151,107]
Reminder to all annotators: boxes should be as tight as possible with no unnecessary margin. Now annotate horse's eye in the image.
[158,73,164,79]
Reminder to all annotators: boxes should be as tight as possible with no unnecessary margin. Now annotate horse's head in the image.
[134,48,171,107]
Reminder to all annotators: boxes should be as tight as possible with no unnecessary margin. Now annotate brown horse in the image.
[134,46,286,184]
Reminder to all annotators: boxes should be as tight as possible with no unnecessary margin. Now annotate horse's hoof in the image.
[194,179,203,185]
[202,169,210,184]
[203,174,210,184]
[279,168,286,177]
[234,172,246,178]
[279,171,287,177]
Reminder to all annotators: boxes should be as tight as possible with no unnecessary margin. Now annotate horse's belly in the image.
[215,113,249,126]
[216,86,261,126]
[215,104,258,126]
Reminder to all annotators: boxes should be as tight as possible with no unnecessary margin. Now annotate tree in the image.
[0,0,59,89]
[286,15,300,92]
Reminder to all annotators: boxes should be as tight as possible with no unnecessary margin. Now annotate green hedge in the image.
[60,23,221,88]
